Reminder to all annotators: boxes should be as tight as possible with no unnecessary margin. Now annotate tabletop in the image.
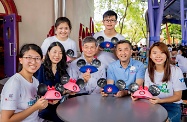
[57,94,168,122]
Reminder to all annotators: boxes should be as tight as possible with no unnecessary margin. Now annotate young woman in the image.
[35,42,69,122]
[41,17,78,60]
[1,44,48,122]
[145,42,186,122]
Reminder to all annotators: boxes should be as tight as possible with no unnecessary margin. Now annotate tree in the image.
[94,0,147,44]
[161,23,182,44]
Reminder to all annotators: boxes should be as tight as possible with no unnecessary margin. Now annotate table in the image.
[57,94,168,122]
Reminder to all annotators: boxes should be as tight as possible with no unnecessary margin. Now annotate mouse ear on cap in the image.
[97,36,104,44]
[37,83,48,96]
[128,83,139,93]
[148,85,160,96]
[116,80,126,91]
[91,59,101,68]
[76,78,85,89]
[97,78,107,88]
[55,83,65,95]
[111,37,119,45]
[60,74,70,85]
[66,49,74,57]
[77,59,86,68]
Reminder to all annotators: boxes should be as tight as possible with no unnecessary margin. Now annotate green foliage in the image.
[94,0,148,44]
[161,23,182,43]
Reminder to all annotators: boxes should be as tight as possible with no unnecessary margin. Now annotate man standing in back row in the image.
[93,10,125,68]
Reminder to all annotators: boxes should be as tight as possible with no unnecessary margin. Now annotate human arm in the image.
[1,97,48,122]
[149,67,186,104]
[149,91,182,104]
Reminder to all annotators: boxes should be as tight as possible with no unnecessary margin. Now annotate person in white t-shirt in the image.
[1,44,48,122]
[93,10,125,68]
[144,42,186,122]
[41,17,78,61]
[176,47,187,73]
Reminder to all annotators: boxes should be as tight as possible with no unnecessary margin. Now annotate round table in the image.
[57,94,168,122]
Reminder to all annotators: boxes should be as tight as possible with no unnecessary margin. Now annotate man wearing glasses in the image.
[93,10,125,69]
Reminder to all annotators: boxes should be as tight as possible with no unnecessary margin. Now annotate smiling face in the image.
[102,15,117,30]
[116,43,132,63]
[82,42,97,58]
[56,22,71,40]
[48,46,63,64]
[19,49,42,74]
[150,46,167,66]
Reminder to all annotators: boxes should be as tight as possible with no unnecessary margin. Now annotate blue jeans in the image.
[160,103,181,122]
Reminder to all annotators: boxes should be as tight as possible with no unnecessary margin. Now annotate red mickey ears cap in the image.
[63,79,80,92]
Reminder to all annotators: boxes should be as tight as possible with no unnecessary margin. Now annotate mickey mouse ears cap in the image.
[63,79,80,92]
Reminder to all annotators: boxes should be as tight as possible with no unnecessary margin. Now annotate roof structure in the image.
[163,0,187,24]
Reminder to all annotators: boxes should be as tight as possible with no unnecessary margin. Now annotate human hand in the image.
[82,69,91,82]
[48,100,59,105]
[114,91,124,98]
[100,88,108,97]
[34,96,48,110]
[131,94,139,101]
[149,96,161,104]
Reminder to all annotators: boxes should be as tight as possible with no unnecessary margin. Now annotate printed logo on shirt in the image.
[27,95,39,106]
[158,83,169,93]
[179,78,184,83]
[103,48,113,53]
[4,94,15,101]
[130,66,136,73]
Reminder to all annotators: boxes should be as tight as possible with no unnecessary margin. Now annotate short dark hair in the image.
[55,17,72,30]
[103,10,117,20]
[116,40,132,49]
[82,36,97,46]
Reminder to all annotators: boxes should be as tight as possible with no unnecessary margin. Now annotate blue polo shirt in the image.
[107,58,145,89]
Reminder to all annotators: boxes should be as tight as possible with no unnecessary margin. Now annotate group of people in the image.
[1,10,186,122]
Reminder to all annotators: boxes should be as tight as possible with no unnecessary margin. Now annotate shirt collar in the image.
[117,58,133,68]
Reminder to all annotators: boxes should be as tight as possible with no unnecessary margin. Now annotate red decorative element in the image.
[139,86,144,90]
[107,87,112,93]
[139,91,145,95]
[90,17,94,36]
[47,26,55,37]
[106,43,110,48]
[144,86,149,90]
[69,78,76,83]
[73,85,77,91]
[47,86,55,90]
[79,23,83,52]
[1,0,21,22]
[94,56,97,59]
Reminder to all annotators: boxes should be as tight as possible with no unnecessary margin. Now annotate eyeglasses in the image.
[23,56,42,63]
[103,19,117,23]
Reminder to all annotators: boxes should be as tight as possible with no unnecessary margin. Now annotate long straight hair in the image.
[148,42,171,83]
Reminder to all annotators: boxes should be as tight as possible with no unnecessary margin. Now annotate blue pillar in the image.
[148,0,165,47]
[180,0,187,45]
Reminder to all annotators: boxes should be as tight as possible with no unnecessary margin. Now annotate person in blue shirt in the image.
[101,40,145,97]
[35,42,68,122]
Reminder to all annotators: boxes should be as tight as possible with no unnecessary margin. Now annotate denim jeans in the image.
[160,103,181,122]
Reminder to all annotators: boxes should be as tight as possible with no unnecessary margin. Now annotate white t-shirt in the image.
[93,31,125,68]
[41,36,78,57]
[145,65,186,104]
[176,54,187,73]
[1,73,42,122]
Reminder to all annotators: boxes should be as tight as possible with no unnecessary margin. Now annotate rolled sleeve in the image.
[136,63,145,80]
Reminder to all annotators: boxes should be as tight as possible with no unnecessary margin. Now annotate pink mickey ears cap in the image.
[63,79,80,92]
